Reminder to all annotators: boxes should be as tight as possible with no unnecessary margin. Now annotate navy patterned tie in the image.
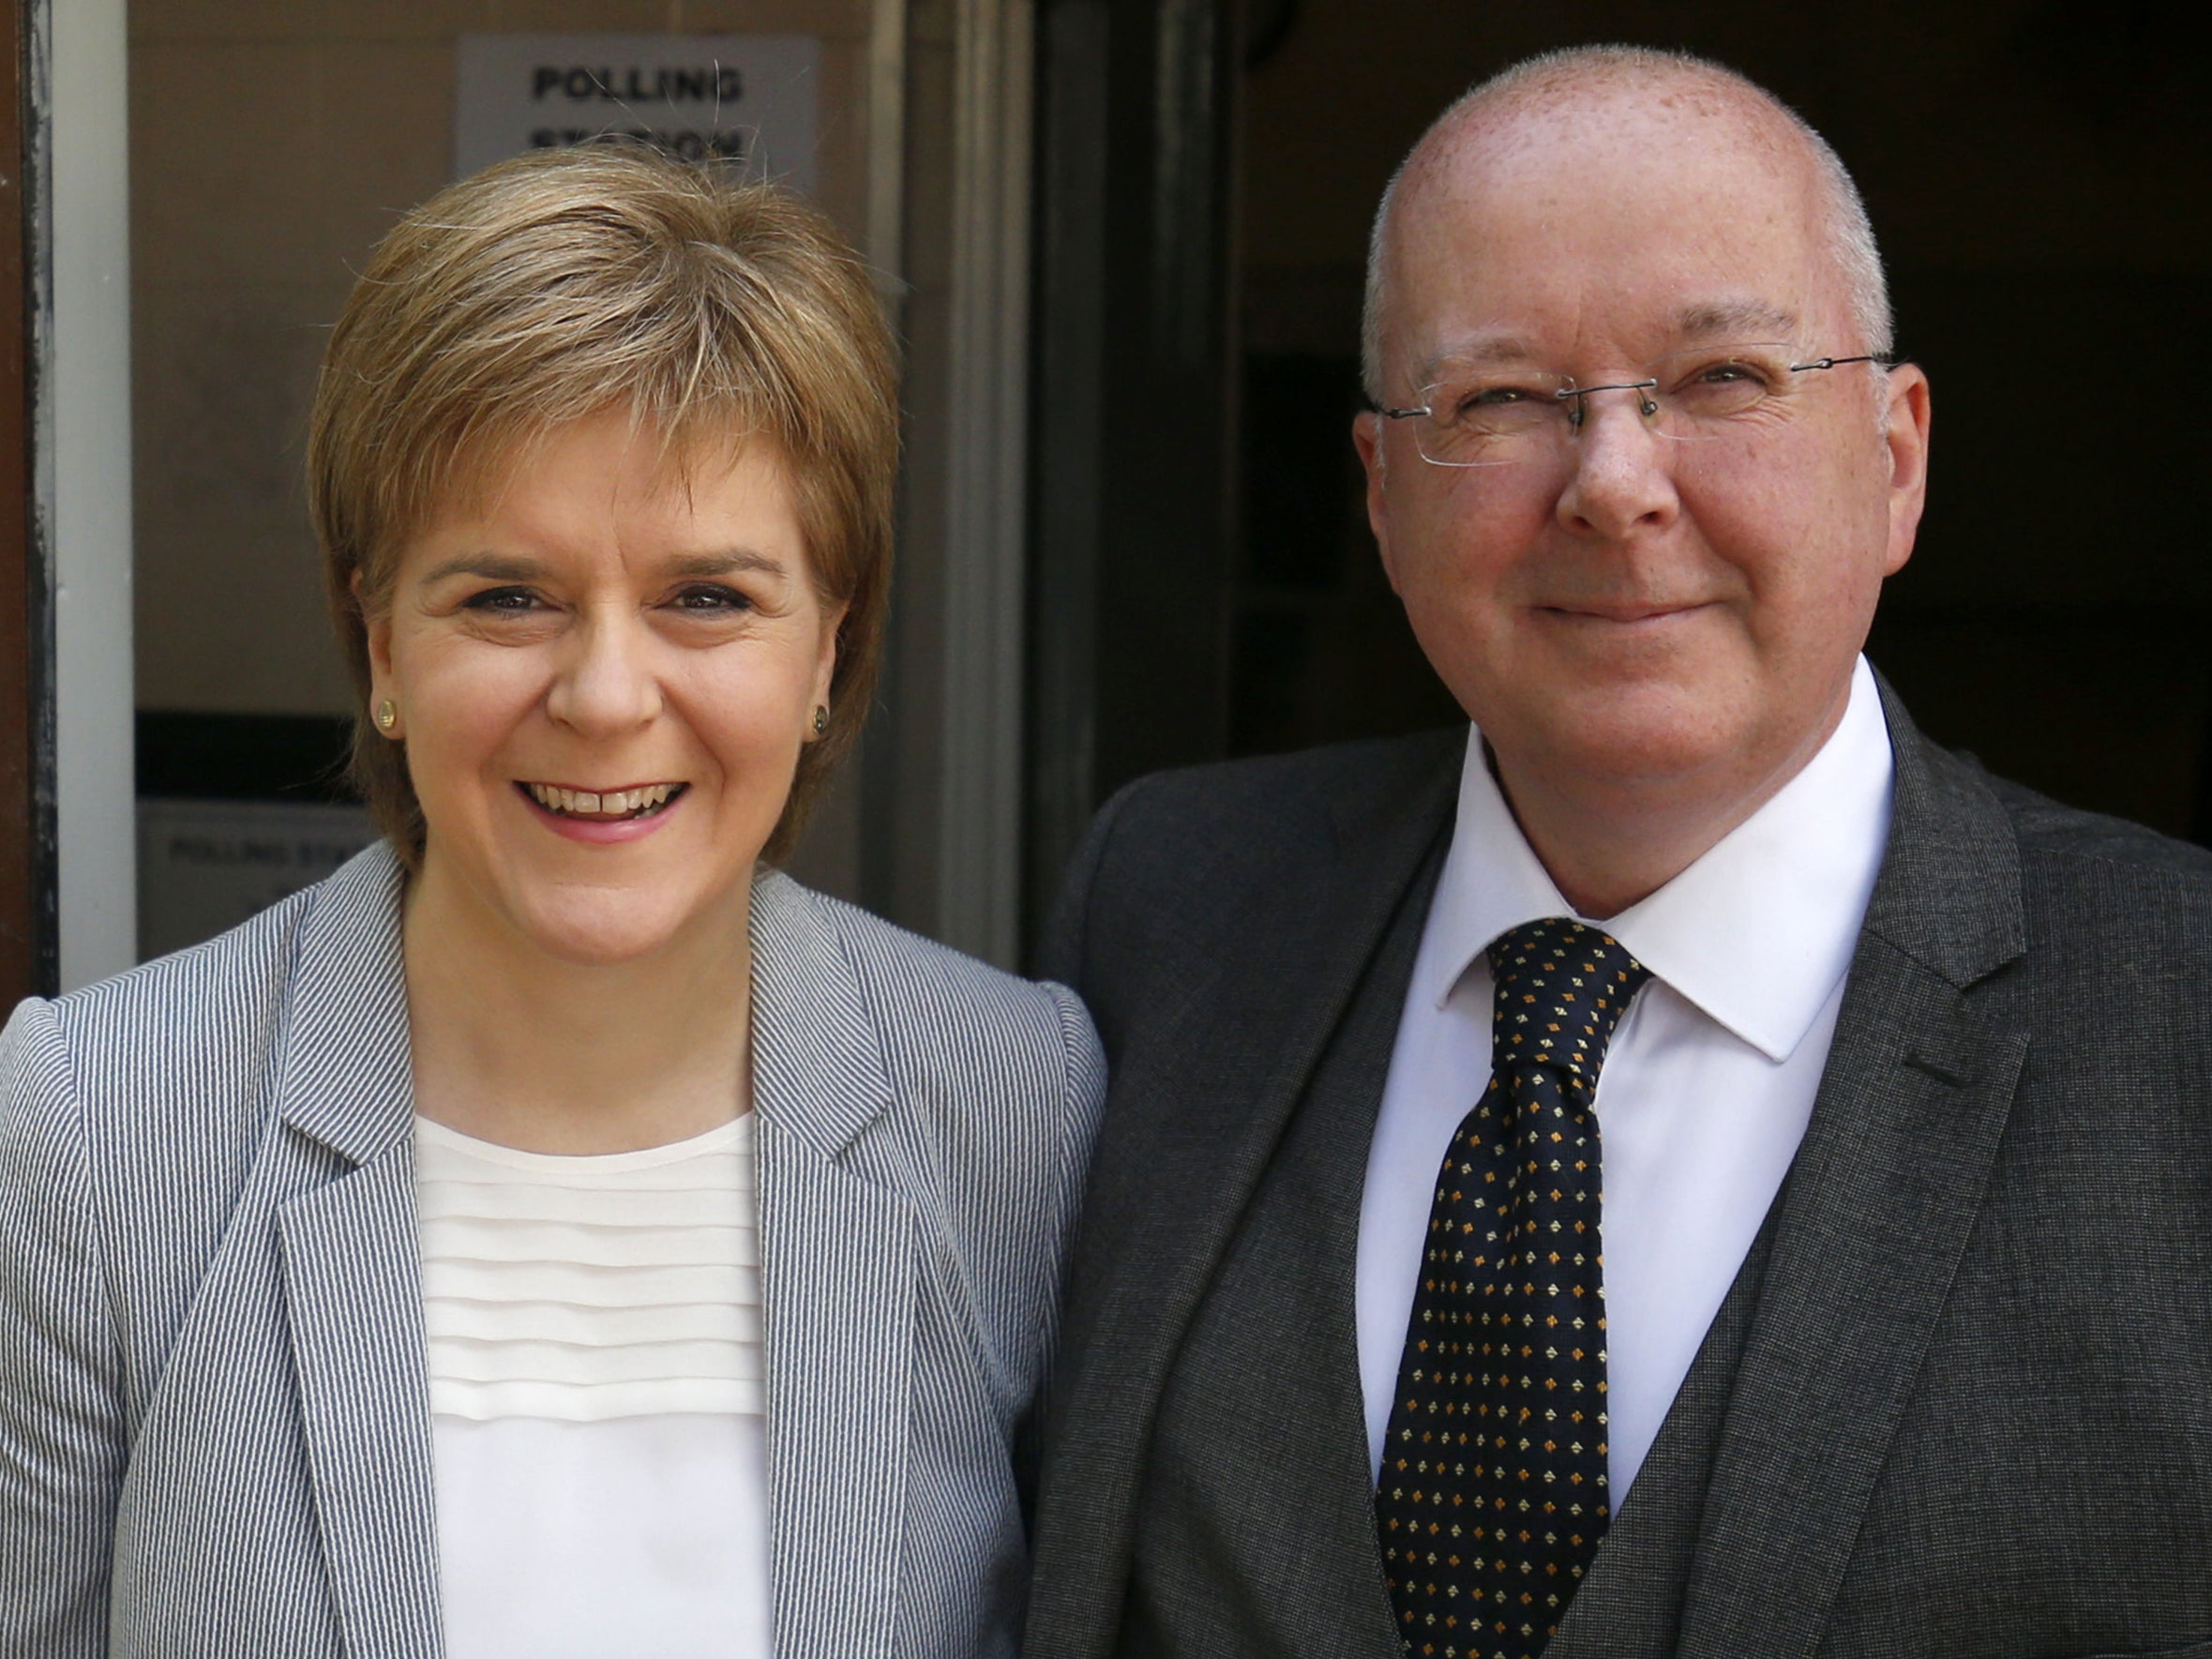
[1377,918,1652,1658]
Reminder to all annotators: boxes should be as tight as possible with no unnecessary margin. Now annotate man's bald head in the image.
[1360,47,1890,402]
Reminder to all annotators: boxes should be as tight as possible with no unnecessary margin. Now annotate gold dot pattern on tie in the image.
[1376,917,1652,1659]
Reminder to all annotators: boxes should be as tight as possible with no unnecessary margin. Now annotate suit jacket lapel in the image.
[1672,686,2032,1659]
[749,871,911,1659]
[277,1156,444,1657]
[271,844,444,1657]
[1124,834,1447,1659]
[1030,733,1464,1657]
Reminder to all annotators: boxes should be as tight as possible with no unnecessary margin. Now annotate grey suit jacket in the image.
[1025,683,2212,1659]
[0,842,1105,1658]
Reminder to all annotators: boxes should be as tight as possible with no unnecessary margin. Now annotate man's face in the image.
[1354,99,1930,815]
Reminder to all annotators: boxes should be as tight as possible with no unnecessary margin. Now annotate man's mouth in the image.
[519,781,686,822]
[1542,600,1706,624]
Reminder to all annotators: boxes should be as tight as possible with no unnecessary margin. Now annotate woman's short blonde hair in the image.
[309,142,898,865]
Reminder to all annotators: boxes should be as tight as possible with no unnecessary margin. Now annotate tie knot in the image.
[1486,917,1651,1087]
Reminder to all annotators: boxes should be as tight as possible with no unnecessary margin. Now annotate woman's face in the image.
[366,409,842,966]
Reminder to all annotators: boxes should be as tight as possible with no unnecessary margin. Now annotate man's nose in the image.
[545,611,663,734]
[1553,388,1682,540]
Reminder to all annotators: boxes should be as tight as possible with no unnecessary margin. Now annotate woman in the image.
[0,144,1101,1658]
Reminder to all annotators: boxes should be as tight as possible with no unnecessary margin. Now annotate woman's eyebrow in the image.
[415,550,787,584]
[416,551,544,586]
[665,550,786,579]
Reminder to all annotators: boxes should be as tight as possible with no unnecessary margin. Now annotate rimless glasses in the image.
[1377,343,1891,468]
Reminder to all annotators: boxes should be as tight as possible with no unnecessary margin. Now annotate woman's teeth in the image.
[526,782,679,819]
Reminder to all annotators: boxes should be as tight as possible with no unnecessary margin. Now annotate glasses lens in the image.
[1646,343,1798,440]
[1413,370,1572,465]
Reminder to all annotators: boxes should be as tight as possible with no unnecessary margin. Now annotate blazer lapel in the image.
[270,844,445,1657]
[1029,732,1465,1657]
[749,871,911,1659]
[278,1156,444,1657]
[1672,686,2032,1659]
[1123,835,1446,1658]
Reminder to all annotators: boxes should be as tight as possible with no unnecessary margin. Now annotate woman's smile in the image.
[519,780,686,820]
[517,778,692,845]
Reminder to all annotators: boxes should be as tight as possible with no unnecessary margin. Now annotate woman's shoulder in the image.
[754,872,1106,1342]
[756,867,1095,1068]
[45,887,313,1041]
[7,843,402,1125]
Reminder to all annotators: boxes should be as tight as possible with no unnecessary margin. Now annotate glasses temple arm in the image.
[1789,354,1894,372]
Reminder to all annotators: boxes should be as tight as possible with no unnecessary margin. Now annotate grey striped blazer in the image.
[0,842,1105,1658]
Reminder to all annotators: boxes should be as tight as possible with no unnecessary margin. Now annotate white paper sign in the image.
[137,798,382,961]
[455,34,820,189]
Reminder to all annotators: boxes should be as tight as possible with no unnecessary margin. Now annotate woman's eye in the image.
[463,586,543,613]
[670,583,752,614]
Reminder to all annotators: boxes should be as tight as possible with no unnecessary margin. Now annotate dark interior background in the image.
[1024,0,2210,950]
[1227,0,2210,826]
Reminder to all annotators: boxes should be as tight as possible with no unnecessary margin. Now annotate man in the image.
[1023,45,2212,1659]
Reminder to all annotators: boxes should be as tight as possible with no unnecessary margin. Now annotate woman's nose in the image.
[544,611,663,734]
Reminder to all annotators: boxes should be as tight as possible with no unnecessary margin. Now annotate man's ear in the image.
[1353,411,1403,595]
[1880,364,1932,579]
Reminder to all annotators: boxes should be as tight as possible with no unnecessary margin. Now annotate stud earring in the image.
[811,705,829,736]
[375,699,399,732]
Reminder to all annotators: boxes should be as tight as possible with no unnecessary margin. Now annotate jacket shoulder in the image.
[1,881,338,1437]
[1975,774,2212,1004]
[1045,729,1463,976]
[1890,725,2212,1013]
[768,881,1105,1380]
[34,886,319,1131]
[31,844,402,1143]
[1100,728,1467,848]
[780,878,1101,1093]
[1985,771,2212,890]
[803,881,1074,1021]
[1953,758,2212,944]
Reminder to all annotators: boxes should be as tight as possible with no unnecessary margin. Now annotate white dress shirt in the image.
[416,1110,771,1657]
[1357,656,1894,1501]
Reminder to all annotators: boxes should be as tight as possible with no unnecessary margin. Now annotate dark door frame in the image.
[1024,0,1243,958]
[2,0,56,1007]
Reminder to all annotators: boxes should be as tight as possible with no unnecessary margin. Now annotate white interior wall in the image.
[49,0,138,990]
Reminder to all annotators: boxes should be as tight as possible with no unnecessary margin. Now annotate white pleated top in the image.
[414,1111,773,1657]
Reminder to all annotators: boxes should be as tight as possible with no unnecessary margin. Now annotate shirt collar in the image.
[1420,656,1894,1063]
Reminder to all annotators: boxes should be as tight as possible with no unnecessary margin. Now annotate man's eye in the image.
[1684,358,1781,389]
[1665,357,1783,416]
[1441,383,1542,419]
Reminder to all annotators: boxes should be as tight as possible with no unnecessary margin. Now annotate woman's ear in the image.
[812,600,848,714]
[355,568,398,709]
